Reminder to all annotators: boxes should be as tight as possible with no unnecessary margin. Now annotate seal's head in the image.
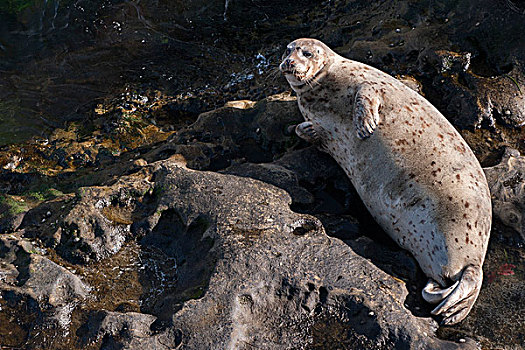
[280,38,332,91]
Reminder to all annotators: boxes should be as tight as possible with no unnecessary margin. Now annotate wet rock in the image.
[418,50,472,75]
[484,148,525,240]
[443,64,525,129]
[397,75,424,94]
[147,95,304,170]
[0,235,90,345]
[0,211,25,234]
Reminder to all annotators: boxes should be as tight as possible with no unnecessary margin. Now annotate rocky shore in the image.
[1,0,524,349]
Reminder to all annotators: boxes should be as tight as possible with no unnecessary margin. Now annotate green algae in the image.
[0,195,28,218]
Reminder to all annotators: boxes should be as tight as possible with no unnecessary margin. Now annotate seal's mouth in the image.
[283,63,325,88]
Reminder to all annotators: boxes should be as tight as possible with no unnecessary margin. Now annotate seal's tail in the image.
[421,265,483,325]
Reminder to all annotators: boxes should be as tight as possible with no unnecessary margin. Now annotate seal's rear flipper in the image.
[422,265,483,325]
[422,279,458,304]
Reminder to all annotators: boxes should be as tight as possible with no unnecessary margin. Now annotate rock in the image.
[418,50,472,75]
[77,311,181,350]
[224,100,257,109]
[483,148,525,240]
[0,234,90,347]
[147,95,304,170]
[1,1,525,347]
[1,153,472,349]
[397,75,424,94]
[442,64,525,129]
[94,157,470,349]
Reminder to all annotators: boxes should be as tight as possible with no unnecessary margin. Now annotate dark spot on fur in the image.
[456,174,461,180]
[467,223,472,229]
[455,145,465,153]
[431,161,436,166]
[448,196,453,201]
[438,134,444,139]
[455,238,459,243]
[395,139,409,146]
[465,202,469,208]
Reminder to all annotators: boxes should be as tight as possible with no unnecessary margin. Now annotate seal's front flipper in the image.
[295,121,321,144]
[422,265,483,325]
[354,85,381,139]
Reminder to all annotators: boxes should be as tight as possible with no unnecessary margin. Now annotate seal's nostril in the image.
[286,58,295,66]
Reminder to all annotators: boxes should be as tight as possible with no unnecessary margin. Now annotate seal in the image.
[280,38,492,325]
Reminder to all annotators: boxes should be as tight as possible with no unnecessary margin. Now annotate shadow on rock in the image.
[138,209,216,321]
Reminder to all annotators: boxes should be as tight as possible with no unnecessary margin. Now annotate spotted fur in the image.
[281,38,492,325]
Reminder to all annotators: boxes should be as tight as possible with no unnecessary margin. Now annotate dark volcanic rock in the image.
[430,62,525,129]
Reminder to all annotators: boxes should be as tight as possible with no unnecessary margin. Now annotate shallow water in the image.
[0,0,120,145]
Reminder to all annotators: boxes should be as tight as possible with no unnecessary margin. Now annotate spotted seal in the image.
[280,38,492,325]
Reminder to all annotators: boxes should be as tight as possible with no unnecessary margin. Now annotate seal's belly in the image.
[316,106,491,283]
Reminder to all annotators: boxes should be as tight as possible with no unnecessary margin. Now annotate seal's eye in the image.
[303,51,313,58]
